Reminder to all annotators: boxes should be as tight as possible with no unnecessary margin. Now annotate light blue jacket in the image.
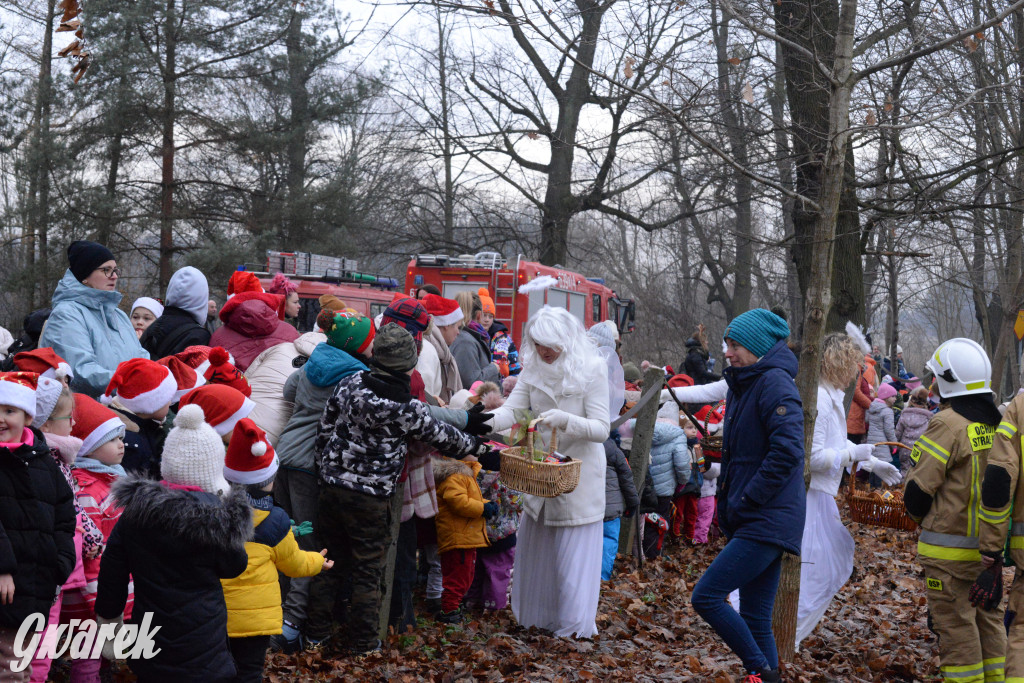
[39,270,148,397]
[639,420,692,498]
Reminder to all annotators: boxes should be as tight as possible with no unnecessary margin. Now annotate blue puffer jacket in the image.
[717,340,805,555]
[39,270,149,396]
[277,343,368,474]
[634,420,691,497]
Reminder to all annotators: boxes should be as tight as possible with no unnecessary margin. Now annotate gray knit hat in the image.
[373,323,419,373]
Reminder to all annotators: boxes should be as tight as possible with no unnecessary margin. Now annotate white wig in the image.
[521,306,602,397]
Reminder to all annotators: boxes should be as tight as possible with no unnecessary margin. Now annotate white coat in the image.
[490,363,609,527]
[809,383,857,494]
[244,332,325,446]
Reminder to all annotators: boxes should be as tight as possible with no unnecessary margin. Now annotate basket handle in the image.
[527,417,560,458]
[873,441,911,450]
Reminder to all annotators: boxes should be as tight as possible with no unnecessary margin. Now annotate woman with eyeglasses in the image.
[38,241,148,397]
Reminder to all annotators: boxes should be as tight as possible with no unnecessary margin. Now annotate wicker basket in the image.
[845,442,917,531]
[499,420,581,498]
[700,401,725,460]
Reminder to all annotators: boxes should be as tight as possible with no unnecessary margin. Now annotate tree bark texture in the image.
[26,0,57,309]
[159,0,177,289]
[618,368,665,559]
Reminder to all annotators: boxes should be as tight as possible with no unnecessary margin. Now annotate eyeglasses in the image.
[49,415,74,424]
[96,266,120,278]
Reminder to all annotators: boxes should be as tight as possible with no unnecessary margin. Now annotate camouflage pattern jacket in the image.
[315,371,478,498]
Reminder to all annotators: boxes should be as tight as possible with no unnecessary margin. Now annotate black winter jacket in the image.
[140,306,211,360]
[0,426,76,627]
[95,476,251,682]
[682,338,720,385]
[604,439,639,521]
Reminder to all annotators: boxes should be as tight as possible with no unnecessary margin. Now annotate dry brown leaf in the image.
[866,111,877,125]
[727,57,741,66]
[742,82,754,103]
[964,36,978,52]
[624,56,636,79]
[884,95,894,112]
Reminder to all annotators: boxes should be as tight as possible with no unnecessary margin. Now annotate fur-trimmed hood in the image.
[432,457,478,484]
[43,432,83,466]
[110,475,253,550]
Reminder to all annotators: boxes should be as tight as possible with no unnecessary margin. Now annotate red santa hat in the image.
[226,271,264,299]
[174,345,234,379]
[223,418,279,485]
[667,374,694,389]
[421,294,463,327]
[693,402,726,425]
[0,372,39,419]
[179,384,254,437]
[72,393,126,459]
[157,355,205,401]
[204,347,251,397]
[13,348,73,382]
[100,358,177,415]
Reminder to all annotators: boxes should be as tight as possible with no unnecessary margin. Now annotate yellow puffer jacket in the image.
[434,458,490,554]
[221,503,324,637]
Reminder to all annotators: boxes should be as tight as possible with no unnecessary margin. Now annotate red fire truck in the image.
[238,251,400,331]
[404,252,635,346]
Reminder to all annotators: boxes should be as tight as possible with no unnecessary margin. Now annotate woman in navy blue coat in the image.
[690,309,805,683]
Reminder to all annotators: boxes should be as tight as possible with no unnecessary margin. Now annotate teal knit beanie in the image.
[723,309,790,359]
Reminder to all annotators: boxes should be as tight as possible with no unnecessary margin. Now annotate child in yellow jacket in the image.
[220,419,331,682]
[433,457,497,622]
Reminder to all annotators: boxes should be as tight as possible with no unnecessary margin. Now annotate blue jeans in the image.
[601,518,621,580]
[691,537,784,671]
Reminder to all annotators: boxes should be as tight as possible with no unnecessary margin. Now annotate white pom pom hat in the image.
[223,417,278,485]
[161,404,230,495]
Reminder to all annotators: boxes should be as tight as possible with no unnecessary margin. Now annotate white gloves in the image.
[95,614,124,660]
[849,443,875,463]
[858,456,902,486]
[539,409,572,430]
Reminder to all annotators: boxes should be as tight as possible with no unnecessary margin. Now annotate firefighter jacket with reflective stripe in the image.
[905,408,993,580]
[980,392,1024,568]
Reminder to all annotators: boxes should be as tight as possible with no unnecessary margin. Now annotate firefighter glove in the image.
[969,556,1003,610]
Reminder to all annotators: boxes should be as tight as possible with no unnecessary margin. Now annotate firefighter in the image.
[904,338,1006,683]
[977,368,1024,683]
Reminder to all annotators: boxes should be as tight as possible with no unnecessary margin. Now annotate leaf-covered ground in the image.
[264,508,983,682]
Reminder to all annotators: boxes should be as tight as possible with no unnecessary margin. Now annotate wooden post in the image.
[378,480,405,642]
[618,367,665,556]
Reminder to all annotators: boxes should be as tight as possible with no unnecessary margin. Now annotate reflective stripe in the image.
[920,530,980,548]
[996,420,1018,438]
[1012,522,1024,535]
[966,380,987,391]
[918,436,951,465]
[978,506,1012,524]
[969,452,980,536]
[1011,537,1024,550]
[941,662,986,682]
[919,541,982,561]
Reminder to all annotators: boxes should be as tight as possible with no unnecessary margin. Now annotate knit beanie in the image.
[226,271,264,299]
[422,294,463,327]
[588,322,615,350]
[67,241,115,282]
[35,376,64,424]
[657,401,680,425]
[223,418,278,485]
[623,362,641,383]
[72,393,126,458]
[381,298,430,352]
[203,347,252,397]
[131,297,164,320]
[323,312,375,356]
[13,347,73,381]
[373,323,419,373]
[101,358,177,415]
[477,288,496,316]
[161,404,230,495]
[877,383,897,401]
[668,374,694,389]
[157,355,205,401]
[0,371,39,419]
[179,384,254,437]
[318,294,349,313]
[723,309,790,359]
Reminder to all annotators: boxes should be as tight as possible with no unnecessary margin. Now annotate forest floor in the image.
[264,506,971,683]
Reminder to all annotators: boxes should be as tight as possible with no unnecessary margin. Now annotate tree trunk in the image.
[159,0,177,289]
[618,368,665,559]
[25,0,57,309]
[773,0,859,661]
[285,7,309,245]
[435,5,455,247]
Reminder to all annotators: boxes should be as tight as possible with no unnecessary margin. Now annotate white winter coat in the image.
[809,383,857,496]
[244,332,325,446]
[700,462,721,498]
[489,363,610,527]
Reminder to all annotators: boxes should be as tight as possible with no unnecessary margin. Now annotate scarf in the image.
[245,489,275,510]
[949,394,1002,426]
[74,456,126,479]
[364,368,413,403]
[426,325,462,403]
[468,320,490,341]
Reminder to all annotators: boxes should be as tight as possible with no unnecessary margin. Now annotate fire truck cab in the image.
[405,252,634,347]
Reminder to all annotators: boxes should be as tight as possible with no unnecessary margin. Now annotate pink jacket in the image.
[210,293,298,371]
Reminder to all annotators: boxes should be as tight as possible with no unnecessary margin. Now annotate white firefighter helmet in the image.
[925,338,991,398]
